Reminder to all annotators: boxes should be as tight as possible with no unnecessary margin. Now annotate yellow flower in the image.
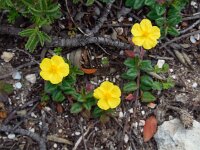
[131,19,160,50]
[93,81,121,110]
[40,55,69,84]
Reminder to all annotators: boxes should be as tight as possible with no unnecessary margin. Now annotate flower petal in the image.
[93,88,104,99]
[111,86,121,98]
[40,71,51,80]
[107,98,121,109]
[143,38,157,50]
[58,63,70,77]
[40,58,51,71]
[100,81,114,92]
[49,73,63,84]
[149,26,161,39]
[140,19,152,32]
[132,37,145,46]
[51,55,65,65]
[97,99,110,110]
[131,23,143,36]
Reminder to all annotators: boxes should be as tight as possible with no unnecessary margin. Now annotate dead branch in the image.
[180,19,200,34]
[0,125,46,150]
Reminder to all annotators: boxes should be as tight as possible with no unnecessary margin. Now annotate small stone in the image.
[192,82,198,88]
[124,134,129,143]
[16,110,27,116]
[132,122,138,128]
[139,120,145,126]
[169,69,173,72]
[119,112,124,118]
[190,35,196,43]
[8,134,15,139]
[147,103,157,109]
[175,93,188,103]
[119,50,124,55]
[128,108,133,114]
[128,17,133,21]
[13,82,22,89]
[75,131,81,136]
[115,27,123,35]
[29,128,35,133]
[194,34,200,40]
[1,52,14,62]
[58,129,63,133]
[53,143,58,148]
[25,74,36,84]
[31,112,37,118]
[141,110,145,115]
[180,44,190,48]
[171,75,176,79]
[12,72,21,80]
[191,1,198,8]
[157,60,165,68]
[118,16,124,22]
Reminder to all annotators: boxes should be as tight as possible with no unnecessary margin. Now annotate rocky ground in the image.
[0,0,200,150]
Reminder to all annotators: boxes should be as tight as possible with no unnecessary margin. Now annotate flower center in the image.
[49,65,58,74]
[104,92,111,100]
[142,31,149,37]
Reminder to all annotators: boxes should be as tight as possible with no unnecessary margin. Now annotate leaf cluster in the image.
[122,56,174,103]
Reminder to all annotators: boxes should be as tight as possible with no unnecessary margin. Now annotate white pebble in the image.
[25,74,36,84]
[187,79,191,83]
[29,128,35,133]
[31,112,37,118]
[124,134,129,143]
[75,131,81,136]
[139,120,145,126]
[1,52,14,62]
[95,127,99,131]
[12,72,21,80]
[157,60,165,68]
[194,34,200,40]
[53,143,58,148]
[115,27,123,35]
[128,17,133,22]
[190,35,197,43]
[118,16,124,22]
[191,1,198,8]
[8,134,15,139]
[141,110,145,115]
[132,122,138,128]
[119,50,124,55]
[44,107,51,112]
[58,129,63,133]
[192,82,198,88]
[119,111,124,118]
[171,75,176,79]
[91,56,95,60]
[13,82,22,89]
[128,108,134,114]
[169,69,173,72]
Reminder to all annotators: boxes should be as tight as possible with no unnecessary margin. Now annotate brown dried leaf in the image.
[0,111,7,119]
[56,103,63,113]
[143,116,157,142]
[81,68,97,74]
[125,50,135,58]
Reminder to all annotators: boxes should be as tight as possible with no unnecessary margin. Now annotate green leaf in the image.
[83,98,96,110]
[41,94,50,102]
[25,33,39,52]
[92,106,103,118]
[122,68,138,80]
[167,15,181,26]
[124,57,140,68]
[155,17,165,27]
[145,0,155,6]
[167,26,180,36]
[52,90,65,102]
[123,82,138,92]
[70,103,83,113]
[19,29,35,37]
[147,10,160,20]
[154,63,169,73]
[141,92,156,102]
[152,81,162,90]
[140,60,154,72]
[162,78,175,89]
[86,0,95,6]
[140,75,153,87]
[0,81,13,94]
[155,4,166,16]
[125,0,145,9]
[44,82,58,93]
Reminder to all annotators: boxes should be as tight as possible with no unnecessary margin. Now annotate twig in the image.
[49,36,131,49]
[47,135,73,145]
[160,29,200,49]
[72,125,92,150]
[180,19,200,34]
[86,0,115,35]
[182,14,200,21]
[0,61,38,80]
[79,121,88,150]
[148,55,174,60]
[0,125,46,150]
[64,0,89,36]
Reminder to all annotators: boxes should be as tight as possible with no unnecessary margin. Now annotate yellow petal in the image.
[51,55,65,65]
[132,36,145,46]
[49,73,63,84]
[58,63,70,77]
[40,71,51,80]
[107,98,121,109]
[143,38,157,50]
[93,88,104,99]
[40,58,51,71]
[97,99,110,110]
[149,26,161,39]
[100,81,114,92]
[140,19,152,32]
[131,23,143,36]
[111,86,121,98]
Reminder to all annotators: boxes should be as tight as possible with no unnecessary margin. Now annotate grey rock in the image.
[154,119,200,150]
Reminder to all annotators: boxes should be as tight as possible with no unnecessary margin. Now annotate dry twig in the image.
[180,19,200,34]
